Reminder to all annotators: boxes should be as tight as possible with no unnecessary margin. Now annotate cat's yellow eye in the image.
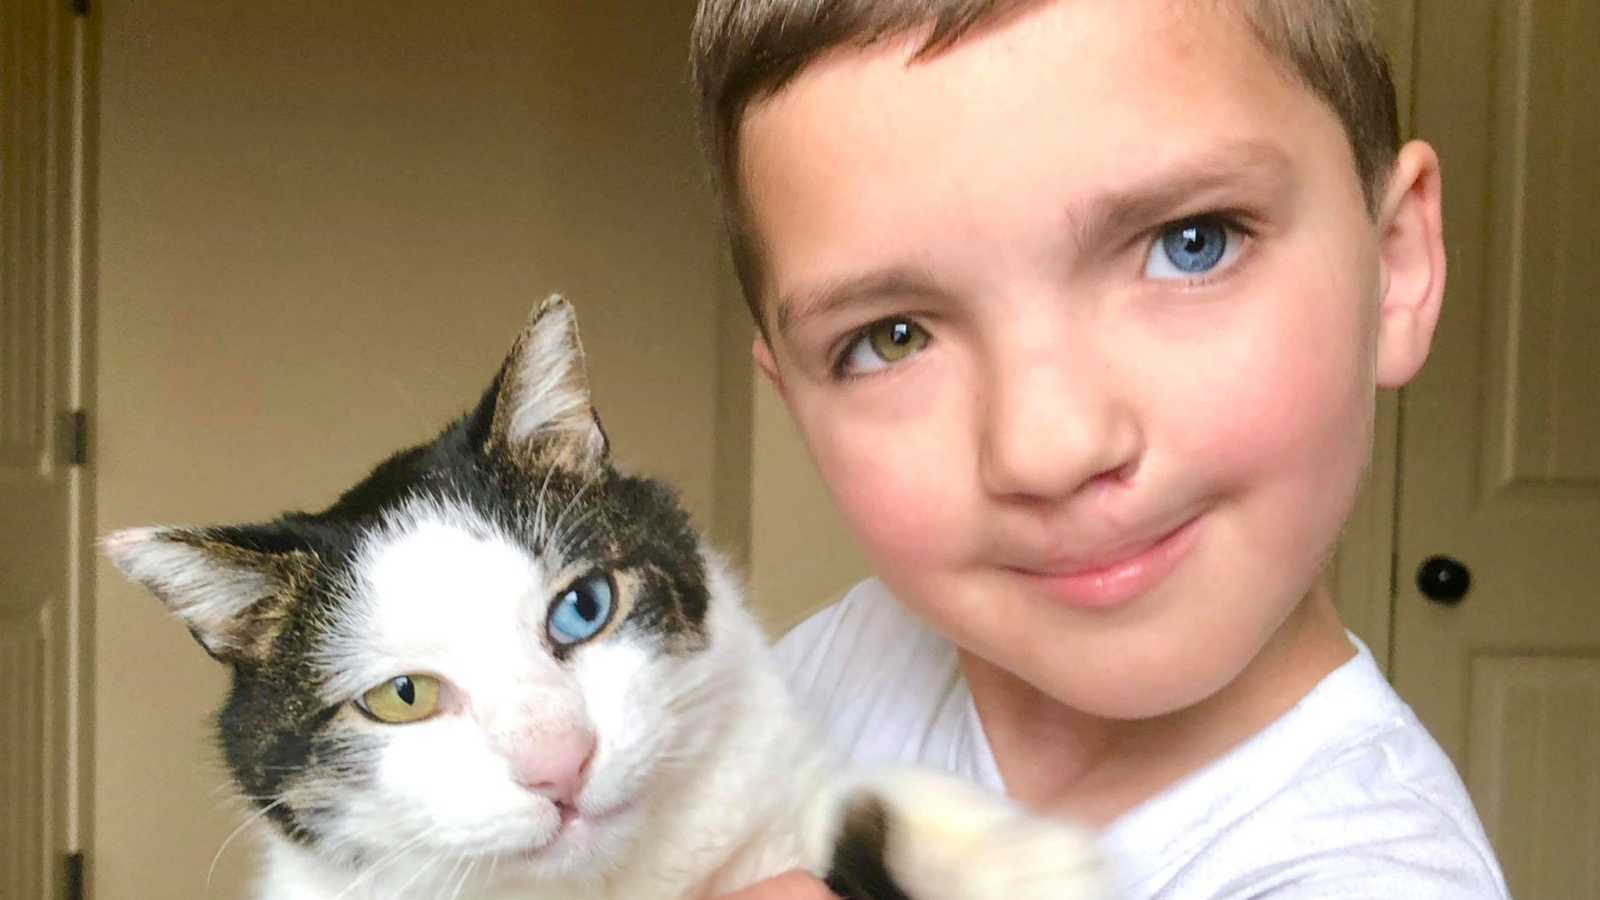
[359,674,441,724]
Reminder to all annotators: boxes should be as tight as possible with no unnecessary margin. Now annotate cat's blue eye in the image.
[547,572,615,647]
[1144,216,1245,281]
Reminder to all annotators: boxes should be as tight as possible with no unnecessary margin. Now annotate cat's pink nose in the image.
[511,729,596,805]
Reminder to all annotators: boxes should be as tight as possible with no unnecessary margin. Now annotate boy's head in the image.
[693,0,1445,721]
[694,0,1400,328]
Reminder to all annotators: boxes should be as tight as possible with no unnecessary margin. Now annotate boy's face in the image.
[743,1,1440,718]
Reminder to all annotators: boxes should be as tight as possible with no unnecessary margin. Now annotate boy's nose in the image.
[510,728,596,805]
[978,350,1140,503]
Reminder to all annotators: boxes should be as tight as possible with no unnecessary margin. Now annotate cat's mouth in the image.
[556,801,582,828]
[557,797,635,832]
[510,798,637,860]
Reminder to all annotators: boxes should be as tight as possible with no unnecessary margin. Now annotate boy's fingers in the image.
[715,870,838,900]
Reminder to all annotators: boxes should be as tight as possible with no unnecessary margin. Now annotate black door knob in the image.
[1416,555,1471,605]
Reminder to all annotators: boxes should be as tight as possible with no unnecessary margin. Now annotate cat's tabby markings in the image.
[106,297,1109,900]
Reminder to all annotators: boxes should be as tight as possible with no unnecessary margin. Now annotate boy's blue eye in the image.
[547,573,615,646]
[1145,217,1244,280]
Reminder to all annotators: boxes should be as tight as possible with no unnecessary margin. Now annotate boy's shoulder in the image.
[775,580,1509,899]
[774,577,945,700]
[1106,637,1509,898]
[774,578,1002,785]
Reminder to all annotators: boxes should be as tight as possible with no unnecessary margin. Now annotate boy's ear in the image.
[752,335,785,396]
[486,295,609,472]
[102,525,306,663]
[1374,140,1447,389]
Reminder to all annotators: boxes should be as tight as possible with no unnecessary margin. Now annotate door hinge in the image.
[65,851,85,900]
[71,0,89,17]
[68,409,89,466]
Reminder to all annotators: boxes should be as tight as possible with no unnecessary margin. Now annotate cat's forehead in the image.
[316,495,577,697]
[361,496,537,595]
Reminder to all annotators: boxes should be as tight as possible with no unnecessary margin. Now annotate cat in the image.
[104,296,1109,900]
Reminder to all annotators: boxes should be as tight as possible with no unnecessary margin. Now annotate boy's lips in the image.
[1004,515,1203,610]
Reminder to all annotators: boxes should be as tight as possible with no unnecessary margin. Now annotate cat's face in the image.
[106,298,737,888]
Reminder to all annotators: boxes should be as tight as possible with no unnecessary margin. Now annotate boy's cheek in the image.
[1156,300,1376,541]
[1157,252,1376,454]
[805,411,974,570]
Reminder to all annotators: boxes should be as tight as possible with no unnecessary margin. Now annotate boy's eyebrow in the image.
[774,267,943,340]
[1066,140,1296,249]
[773,141,1295,340]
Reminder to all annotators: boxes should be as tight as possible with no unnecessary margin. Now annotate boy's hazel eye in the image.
[839,318,930,376]
[359,674,441,724]
[1145,216,1244,280]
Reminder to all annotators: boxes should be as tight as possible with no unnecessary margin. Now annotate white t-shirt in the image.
[775,578,1510,899]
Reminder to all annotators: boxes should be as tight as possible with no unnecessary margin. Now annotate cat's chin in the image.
[493,798,646,881]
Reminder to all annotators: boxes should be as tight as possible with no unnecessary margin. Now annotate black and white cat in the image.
[105,297,1108,900]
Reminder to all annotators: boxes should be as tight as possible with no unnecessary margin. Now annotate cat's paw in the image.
[814,770,1111,900]
[941,814,1108,900]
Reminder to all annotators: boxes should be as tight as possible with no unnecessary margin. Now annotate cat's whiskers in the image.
[332,825,442,900]
[553,505,603,562]
[415,848,464,900]
[546,475,599,560]
[531,461,561,547]
[447,855,480,900]
[207,795,289,888]
[391,845,450,898]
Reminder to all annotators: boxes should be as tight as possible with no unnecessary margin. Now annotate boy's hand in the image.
[715,870,838,899]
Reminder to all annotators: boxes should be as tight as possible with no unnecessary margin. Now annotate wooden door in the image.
[0,0,86,897]
[1398,1,1600,895]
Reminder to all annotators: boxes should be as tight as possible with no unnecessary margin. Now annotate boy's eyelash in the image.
[1159,210,1257,241]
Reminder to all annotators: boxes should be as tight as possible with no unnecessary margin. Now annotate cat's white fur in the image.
[108,297,1110,900]
[243,498,1105,899]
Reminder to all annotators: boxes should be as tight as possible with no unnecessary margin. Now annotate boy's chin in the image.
[937,585,1271,721]
[1013,589,1340,722]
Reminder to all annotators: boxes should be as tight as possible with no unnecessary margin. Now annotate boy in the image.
[693,0,1508,897]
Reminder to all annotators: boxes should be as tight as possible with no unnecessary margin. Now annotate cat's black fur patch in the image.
[180,367,711,848]
[824,794,913,900]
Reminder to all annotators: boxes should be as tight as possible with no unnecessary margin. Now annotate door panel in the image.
[0,617,49,898]
[1400,0,1600,894]
[1474,0,1600,500]
[1468,656,1600,896]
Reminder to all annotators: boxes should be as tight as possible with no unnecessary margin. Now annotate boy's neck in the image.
[962,582,1356,827]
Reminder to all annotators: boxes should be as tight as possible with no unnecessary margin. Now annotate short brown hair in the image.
[691,0,1400,324]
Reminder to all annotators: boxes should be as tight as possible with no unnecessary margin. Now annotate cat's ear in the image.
[485,295,609,470]
[102,525,305,664]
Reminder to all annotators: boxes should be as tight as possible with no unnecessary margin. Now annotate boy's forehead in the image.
[739,0,1289,168]
[739,0,1358,328]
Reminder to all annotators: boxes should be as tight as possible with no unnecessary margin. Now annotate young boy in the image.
[692,0,1508,897]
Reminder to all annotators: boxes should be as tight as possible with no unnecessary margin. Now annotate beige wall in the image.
[91,2,734,896]
[747,378,870,634]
